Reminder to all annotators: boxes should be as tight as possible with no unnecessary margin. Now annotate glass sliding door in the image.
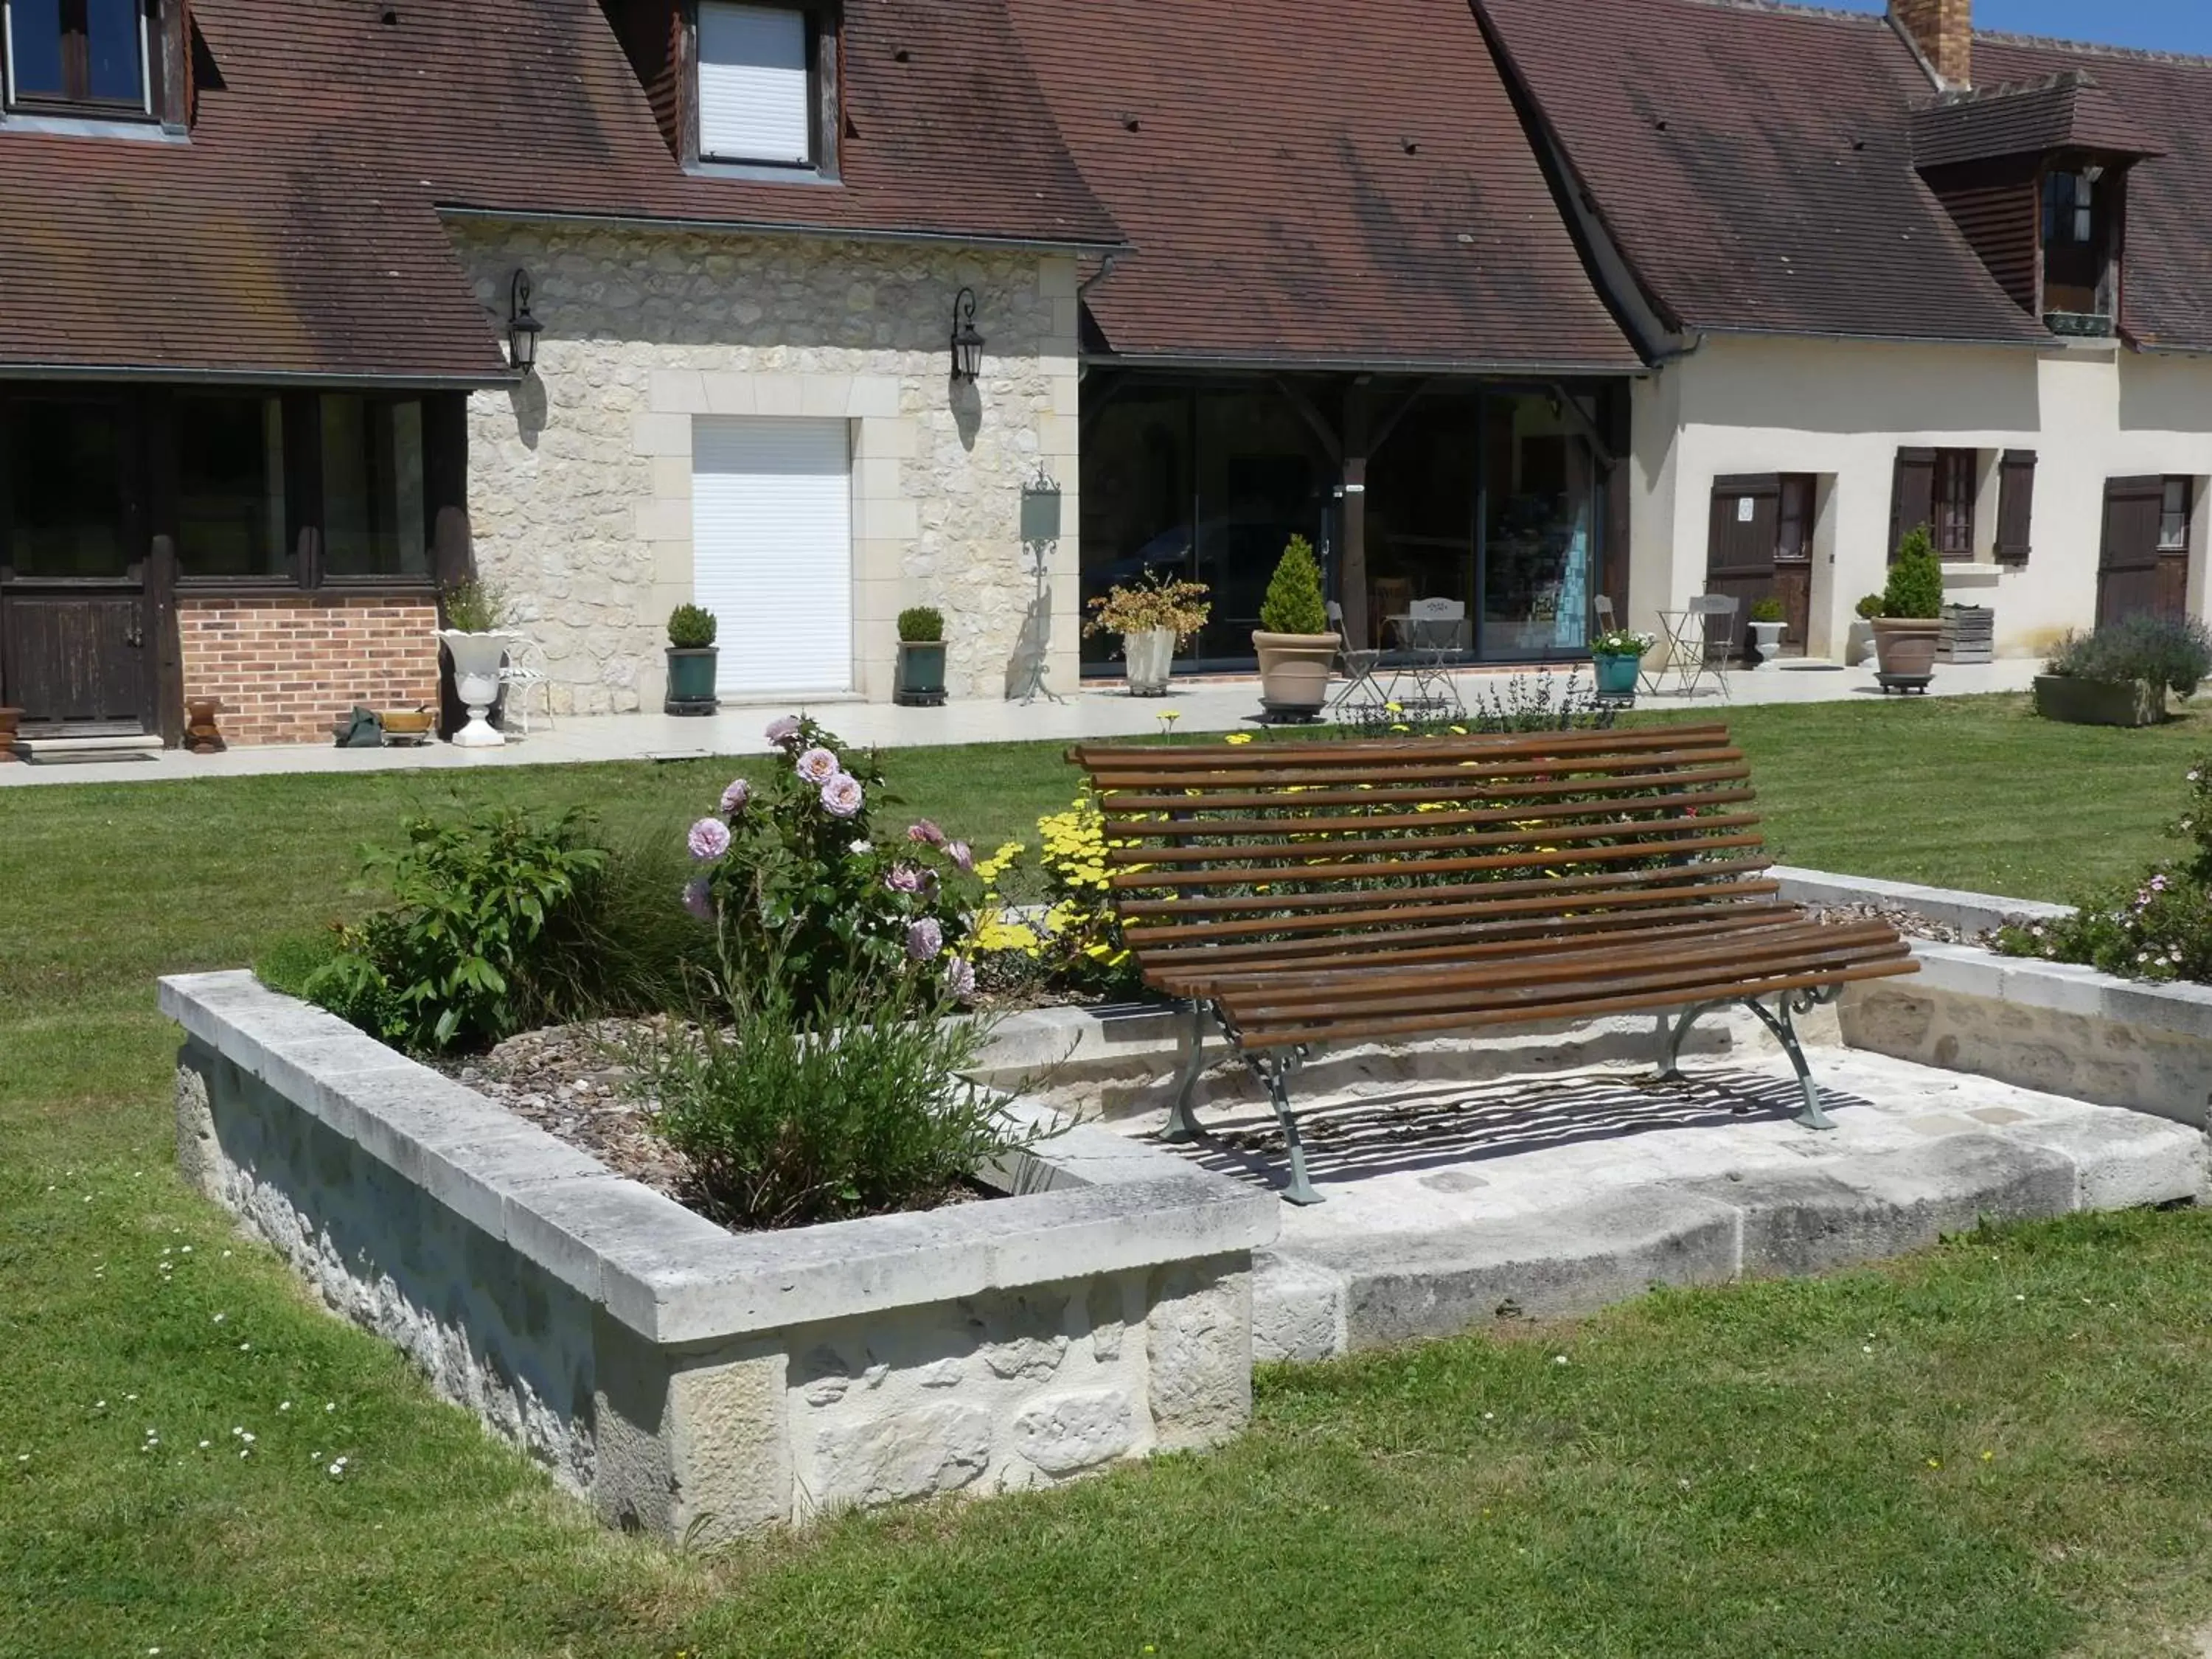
[1079,383,1194,671]
[1364,394,1480,657]
[1480,392,1596,660]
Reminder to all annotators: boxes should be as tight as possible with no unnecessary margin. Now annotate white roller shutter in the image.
[692,417,852,697]
[697,3,812,165]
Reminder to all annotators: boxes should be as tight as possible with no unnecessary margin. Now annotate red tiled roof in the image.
[0,0,1121,381]
[1477,0,2051,347]
[1972,35,2212,352]
[1001,0,1642,375]
[1910,71,2163,170]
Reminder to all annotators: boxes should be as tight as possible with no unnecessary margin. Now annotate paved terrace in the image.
[0,658,2041,786]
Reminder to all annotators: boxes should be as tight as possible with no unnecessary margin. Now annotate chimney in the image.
[1893,0,1973,88]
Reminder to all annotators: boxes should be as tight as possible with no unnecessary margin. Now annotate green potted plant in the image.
[666,604,719,716]
[2035,613,2212,728]
[1747,596,1787,669]
[1589,627,1656,698]
[438,577,515,748]
[1869,526,1944,684]
[894,607,947,706]
[1084,576,1212,696]
[1252,535,1338,720]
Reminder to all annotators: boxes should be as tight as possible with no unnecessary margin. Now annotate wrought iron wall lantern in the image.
[949,287,986,383]
[507,268,544,374]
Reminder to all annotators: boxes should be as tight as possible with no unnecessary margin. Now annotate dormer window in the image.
[2042,164,2115,332]
[2,0,150,116]
[697,2,817,168]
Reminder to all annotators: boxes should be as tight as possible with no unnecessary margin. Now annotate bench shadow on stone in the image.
[1162,1068,1877,1195]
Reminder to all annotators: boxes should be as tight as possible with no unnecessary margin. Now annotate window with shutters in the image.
[1931,448,1976,560]
[696,2,821,168]
[1996,451,2036,565]
[2160,477,2194,552]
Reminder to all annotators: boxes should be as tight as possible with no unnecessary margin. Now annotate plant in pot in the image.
[1747,596,1787,669]
[2035,613,2212,728]
[438,578,516,748]
[894,608,947,707]
[666,605,720,716]
[1084,575,1213,697]
[1589,627,1656,698]
[1252,535,1339,720]
[1868,526,1944,686]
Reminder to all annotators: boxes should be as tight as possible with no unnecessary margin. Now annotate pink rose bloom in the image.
[765,715,803,745]
[944,955,977,1001]
[884,863,927,895]
[720,778,750,814]
[946,840,974,873]
[906,917,944,961]
[796,746,839,786]
[688,818,731,860]
[681,879,714,922]
[908,819,947,847]
[821,772,865,818]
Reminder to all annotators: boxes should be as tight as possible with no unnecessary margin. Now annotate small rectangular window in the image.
[3,0,149,113]
[697,2,812,166]
[320,394,428,580]
[177,394,288,579]
[2160,476,2193,552]
[1933,448,1977,559]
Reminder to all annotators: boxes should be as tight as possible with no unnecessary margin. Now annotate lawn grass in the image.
[9,693,2212,1655]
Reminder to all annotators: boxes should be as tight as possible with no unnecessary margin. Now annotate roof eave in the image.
[1083,348,1646,379]
[0,361,520,389]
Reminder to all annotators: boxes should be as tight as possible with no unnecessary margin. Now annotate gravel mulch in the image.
[1806,901,1996,946]
[439,1018,685,1201]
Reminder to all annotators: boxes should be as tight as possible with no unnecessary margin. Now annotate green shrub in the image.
[1855,593,1888,621]
[1881,526,1944,621]
[897,607,944,644]
[668,604,718,649]
[441,578,512,635]
[644,953,1030,1231]
[2045,613,2212,698]
[303,807,608,1052]
[1259,535,1329,636]
[1749,597,1785,624]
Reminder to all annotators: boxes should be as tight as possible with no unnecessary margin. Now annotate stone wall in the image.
[164,973,1270,1544]
[177,595,441,746]
[449,221,1082,713]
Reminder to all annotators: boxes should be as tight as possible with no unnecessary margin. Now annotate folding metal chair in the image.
[1384,597,1467,718]
[1325,600,1386,723]
[1689,594,1739,700]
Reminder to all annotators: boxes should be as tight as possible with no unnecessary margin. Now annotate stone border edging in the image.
[1771,865,2072,936]
[158,972,1276,1348]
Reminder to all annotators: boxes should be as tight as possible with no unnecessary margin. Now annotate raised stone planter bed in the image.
[159,972,1275,1545]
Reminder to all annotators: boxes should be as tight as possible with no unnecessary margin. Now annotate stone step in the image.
[13,732,164,764]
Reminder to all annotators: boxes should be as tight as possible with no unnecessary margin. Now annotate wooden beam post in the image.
[1340,387,1371,651]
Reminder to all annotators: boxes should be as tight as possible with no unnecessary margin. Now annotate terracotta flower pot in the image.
[0,706,20,762]
[1253,630,1340,718]
[1871,617,1941,681]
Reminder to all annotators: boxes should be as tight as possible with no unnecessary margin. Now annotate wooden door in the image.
[0,391,156,729]
[1773,474,1815,647]
[2098,476,2166,627]
[1707,474,1778,662]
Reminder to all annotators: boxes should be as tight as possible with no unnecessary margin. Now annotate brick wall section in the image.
[178,596,441,747]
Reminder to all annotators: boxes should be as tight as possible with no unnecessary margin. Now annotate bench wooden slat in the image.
[1079,745,1746,792]
[1094,763,1753,814]
[1119,865,1780,932]
[1069,725,1734,770]
[1112,831,1770,892]
[1107,811,1762,867]
[1102,787,1760,841]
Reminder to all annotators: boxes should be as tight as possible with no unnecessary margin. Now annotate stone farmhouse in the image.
[0,0,2208,742]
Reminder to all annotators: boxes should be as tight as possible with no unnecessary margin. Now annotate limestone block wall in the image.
[164,973,1270,1544]
[449,221,1082,713]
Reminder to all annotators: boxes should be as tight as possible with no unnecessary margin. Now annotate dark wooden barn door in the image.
[0,392,156,729]
[2098,476,2168,627]
[1707,474,1778,662]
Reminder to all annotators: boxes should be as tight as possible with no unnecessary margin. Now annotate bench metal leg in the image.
[1263,1053,1323,1207]
[1164,999,1208,1143]
[1658,987,1843,1132]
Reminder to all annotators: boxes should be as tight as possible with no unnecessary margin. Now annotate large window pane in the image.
[1192,387,1329,663]
[85,0,144,102]
[1481,394,1595,658]
[1079,383,1194,669]
[321,394,428,580]
[4,397,125,577]
[7,0,66,99]
[1366,395,1480,657]
[177,394,286,578]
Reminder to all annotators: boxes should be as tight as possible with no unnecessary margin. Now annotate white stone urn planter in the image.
[1748,619,1787,669]
[439,630,514,748]
[1122,627,1176,697]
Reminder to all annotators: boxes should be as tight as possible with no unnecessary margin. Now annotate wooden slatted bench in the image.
[1069,726,1919,1204]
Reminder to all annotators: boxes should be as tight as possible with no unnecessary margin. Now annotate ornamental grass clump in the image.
[1995,757,2212,984]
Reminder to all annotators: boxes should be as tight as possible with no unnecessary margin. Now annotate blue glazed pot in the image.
[1592,651,1641,696]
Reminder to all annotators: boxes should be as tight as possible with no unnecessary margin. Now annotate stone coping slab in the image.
[159,972,1276,1348]
[1772,865,2072,935]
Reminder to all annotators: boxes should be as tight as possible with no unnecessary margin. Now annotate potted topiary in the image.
[2034,613,2212,727]
[1747,597,1787,669]
[894,607,947,706]
[438,577,516,748]
[1084,575,1213,697]
[1869,526,1944,686]
[666,604,719,716]
[1848,593,1884,667]
[1252,535,1339,720]
[1589,627,1656,698]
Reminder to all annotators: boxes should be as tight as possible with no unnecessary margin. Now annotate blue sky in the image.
[1826,0,2212,54]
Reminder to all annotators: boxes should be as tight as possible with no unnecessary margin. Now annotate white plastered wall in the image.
[1629,333,2212,659]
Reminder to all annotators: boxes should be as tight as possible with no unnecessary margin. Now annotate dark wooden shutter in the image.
[1995,451,2037,565]
[2098,476,2166,627]
[1889,448,1936,562]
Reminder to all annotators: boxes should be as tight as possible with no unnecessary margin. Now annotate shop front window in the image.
[1365,396,1480,657]
[176,394,287,579]
[1481,393,1595,659]
[319,394,428,580]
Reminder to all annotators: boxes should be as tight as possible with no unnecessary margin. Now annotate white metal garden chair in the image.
[498,637,554,737]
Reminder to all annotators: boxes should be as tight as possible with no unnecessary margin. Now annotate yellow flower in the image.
[1450,725,1468,735]
[1385,702,1403,713]
[1160,709,1181,723]
[1225,732,1255,746]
